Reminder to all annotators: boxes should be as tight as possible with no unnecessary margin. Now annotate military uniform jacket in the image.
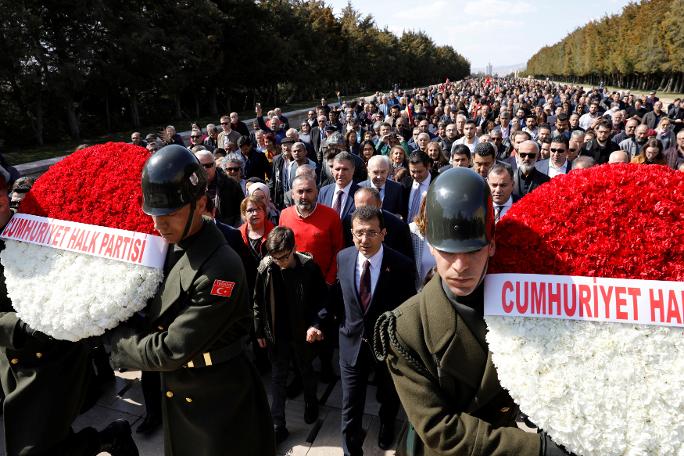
[108,221,275,456]
[375,275,540,456]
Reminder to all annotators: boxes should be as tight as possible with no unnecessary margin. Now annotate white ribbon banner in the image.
[0,213,167,269]
[485,273,684,328]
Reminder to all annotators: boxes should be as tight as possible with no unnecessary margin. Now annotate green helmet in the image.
[141,145,207,216]
[425,167,494,253]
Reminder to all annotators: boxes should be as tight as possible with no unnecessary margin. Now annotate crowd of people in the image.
[2,76,684,456]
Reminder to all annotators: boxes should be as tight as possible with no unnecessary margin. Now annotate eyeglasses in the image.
[351,229,381,239]
[225,166,240,172]
[518,153,537,159]
[271,249,292,262]
[245,207,263,214]
[202,162,215,169]
[550,148,566,153]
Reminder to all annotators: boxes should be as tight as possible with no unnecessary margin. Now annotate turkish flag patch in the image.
[210,280,236,298]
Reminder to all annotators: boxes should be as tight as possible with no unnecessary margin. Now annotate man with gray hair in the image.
[619,124,649,159]
[229,112,250,136]
[358,155,405,218]
[287,128,316,163]
[571,156,595,170]
[513,140,549,198]
[608,150,630,164]
[223,152,247,195]
[203,124,218,152]
[194,149,244,226]
[284,164,316,208]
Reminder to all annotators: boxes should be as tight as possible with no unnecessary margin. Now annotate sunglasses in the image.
[550,148,566,153]
[191,135,201,139]
[202,163,215,169]
[220,122,229,125]
[225,166,240,172]
[519,153,537,159]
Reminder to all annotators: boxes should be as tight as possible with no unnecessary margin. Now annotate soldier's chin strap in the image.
[474,256,490,289]
[180,199,197,242]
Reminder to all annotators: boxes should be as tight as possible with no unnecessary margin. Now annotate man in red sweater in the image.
[279,175,343,285]
[279,174,343,383]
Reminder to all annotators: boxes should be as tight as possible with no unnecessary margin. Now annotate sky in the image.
[326,0,633,70]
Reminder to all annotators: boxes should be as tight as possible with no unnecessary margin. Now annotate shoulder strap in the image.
[373,310,437,382]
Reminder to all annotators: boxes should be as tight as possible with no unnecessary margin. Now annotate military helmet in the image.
[141,145,207,216]
[425,167,494,253]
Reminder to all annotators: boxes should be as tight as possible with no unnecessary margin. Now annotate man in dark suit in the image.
[487,163,520,223]
[229,112,250,137]
[359,155,406,219]
[400,151,439,223]
[535,135,572,178]
[318,152,360,221]
[342,187,413,261]
[310,115,327,162]
[332,206,416,455]
[580,119,620,164]
[269,138,295,210]
[513,140,550,198]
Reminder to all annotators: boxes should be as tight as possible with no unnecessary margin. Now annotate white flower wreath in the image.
[1,240,163,341]
[485,316,684,456]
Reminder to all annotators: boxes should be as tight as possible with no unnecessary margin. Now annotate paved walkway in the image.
[0,358,402,456]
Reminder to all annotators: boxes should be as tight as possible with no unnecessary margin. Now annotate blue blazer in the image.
[534,159,572,176]
[318,182,359,220]
[358,179,406,219]
[334,245,416,366]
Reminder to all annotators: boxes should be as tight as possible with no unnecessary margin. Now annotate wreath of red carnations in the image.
[489,163,684,281]
[1,142,163,341]
[485,163,684,455]
[19,142,156,235]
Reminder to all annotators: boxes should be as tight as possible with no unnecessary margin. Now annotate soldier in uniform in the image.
[374,167,570,456]
[0,168,137,456]
[105,145,275,456]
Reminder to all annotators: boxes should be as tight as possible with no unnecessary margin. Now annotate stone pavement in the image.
[0,356,402,456]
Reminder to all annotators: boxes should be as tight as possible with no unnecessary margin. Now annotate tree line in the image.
[524,0,683,93]
[0,0,470,149]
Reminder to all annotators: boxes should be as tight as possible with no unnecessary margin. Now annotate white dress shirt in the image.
[408,174,432,221]
[548,160,568,179]
[370,182,385,201]
[355,245,384,300]
[332,181,354,217]
[493,196,513,223]
[454,135,480,153]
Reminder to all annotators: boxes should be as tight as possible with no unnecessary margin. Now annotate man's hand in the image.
[255,103,262,116]
[257,338,267,349]
[306,327,323,343]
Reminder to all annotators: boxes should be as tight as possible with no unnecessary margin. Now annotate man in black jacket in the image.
[253,226,328,444]
[513,140,550,198]
[195,150,244,227]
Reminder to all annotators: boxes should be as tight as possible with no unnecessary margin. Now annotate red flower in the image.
[19,142,156,235]
[489,164,684,282]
